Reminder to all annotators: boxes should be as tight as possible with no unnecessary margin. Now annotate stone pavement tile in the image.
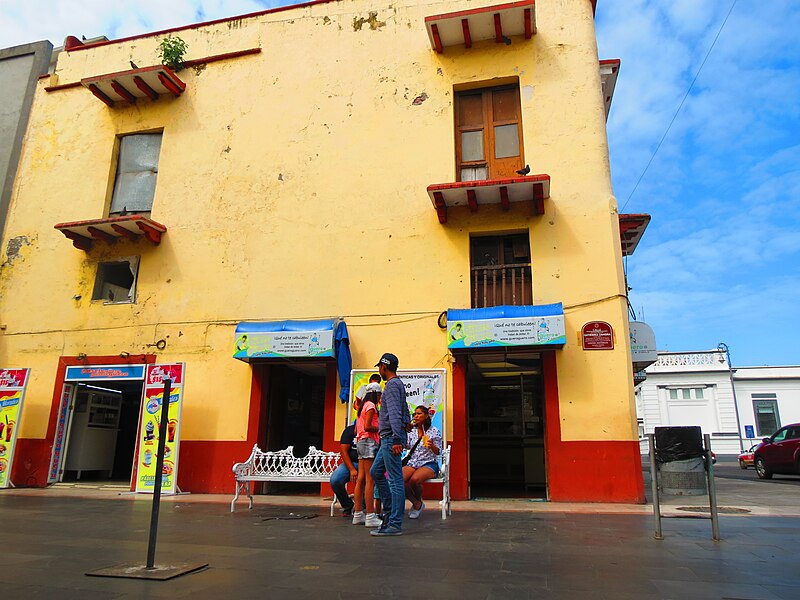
[764,584,800,600]
[651,578,786,600]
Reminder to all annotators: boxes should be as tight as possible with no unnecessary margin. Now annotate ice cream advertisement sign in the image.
[0,368,30,488]
[347,369,447,445]
[135,363,185,494]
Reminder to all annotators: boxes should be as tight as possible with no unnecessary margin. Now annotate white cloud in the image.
[0,0,274,49]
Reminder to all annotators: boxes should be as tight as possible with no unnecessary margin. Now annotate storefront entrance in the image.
[56,379,143,484]
[258,362,327,494]
[467,350,547,498]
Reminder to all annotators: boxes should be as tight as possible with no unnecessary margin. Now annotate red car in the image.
[738,444,759,469]
[754,423,800,479]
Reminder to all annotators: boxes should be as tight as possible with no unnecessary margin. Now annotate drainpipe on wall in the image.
[718,343,744,453]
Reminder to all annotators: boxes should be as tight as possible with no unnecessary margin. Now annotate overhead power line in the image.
[620,0,738,212]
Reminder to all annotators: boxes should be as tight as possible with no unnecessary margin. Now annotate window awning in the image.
[446,303,566,349]
[425,0,536,54]
[619,213,651,256]
[81,65,186,108]
[234,319,353,402]
[54,215,167,251]
[427,175,550,223]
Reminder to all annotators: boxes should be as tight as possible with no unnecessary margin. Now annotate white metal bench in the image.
[231,445,341,513]
[230,443,452,519]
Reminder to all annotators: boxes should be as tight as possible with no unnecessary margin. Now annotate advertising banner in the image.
[447,315,566,349]
[47,383,75,483]
[347,369,447,445]
[234,330,334,359]
[134,363,185,494]
[0,368,30,488]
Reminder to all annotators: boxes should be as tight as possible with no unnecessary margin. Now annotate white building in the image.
[635,350,800,455]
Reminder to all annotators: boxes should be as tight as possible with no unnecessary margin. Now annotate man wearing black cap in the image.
[369,352,410,536]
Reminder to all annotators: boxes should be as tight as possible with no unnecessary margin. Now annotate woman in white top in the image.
[402,405,441,519]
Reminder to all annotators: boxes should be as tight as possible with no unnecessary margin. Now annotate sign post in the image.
[0,369,30,488]
[86,369,207,581]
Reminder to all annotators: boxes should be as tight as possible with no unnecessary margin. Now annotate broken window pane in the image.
[110,133,162,214]
[460,166,488,182]
[92,258,139,303]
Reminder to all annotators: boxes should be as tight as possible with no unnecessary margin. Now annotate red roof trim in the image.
[424,0,535,24]
[600,58,620,71]
[44,81,82,92]
[427,174,550,192]
[67,0,341,52]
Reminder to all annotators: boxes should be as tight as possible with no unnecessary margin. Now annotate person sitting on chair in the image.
[402,405,441,519]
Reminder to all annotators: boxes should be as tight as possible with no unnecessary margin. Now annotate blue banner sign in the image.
[65,364,146,381]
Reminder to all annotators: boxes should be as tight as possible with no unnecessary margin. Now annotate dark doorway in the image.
[467,351,546,498]
[260,363,327,494]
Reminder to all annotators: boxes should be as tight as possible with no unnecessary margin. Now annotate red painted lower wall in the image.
[177,440,255,493]
[10,438,52,487]
[543,352,645,503]
[546,440,644,502]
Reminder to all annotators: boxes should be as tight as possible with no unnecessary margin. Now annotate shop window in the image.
[470,233,531,308]
[752,394,780,437]
[455,85,524,181]
[109,133,163,215]
[92,258,139,304]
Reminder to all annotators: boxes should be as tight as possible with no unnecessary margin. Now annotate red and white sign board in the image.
[0,368,30,488]
[581,322,615,350]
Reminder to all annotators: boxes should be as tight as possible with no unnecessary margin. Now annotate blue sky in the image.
[2,0,798,366]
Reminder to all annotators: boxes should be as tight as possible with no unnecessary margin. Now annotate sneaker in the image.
[364,513,382,527]
[370,526,402,537]
[351,511,365,525]
[409,502,425,519]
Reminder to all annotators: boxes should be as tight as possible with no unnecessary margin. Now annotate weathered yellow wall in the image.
[0,0,636,444]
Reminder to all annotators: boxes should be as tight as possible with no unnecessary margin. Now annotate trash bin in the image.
[654,426,707,496]
[659,457,707,495]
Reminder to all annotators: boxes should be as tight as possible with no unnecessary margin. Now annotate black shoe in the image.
[341,507,354,518]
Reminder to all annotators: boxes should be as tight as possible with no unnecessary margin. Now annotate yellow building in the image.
[0,0,645,502]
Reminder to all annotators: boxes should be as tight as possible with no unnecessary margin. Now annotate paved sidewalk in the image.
[2,489,800,600]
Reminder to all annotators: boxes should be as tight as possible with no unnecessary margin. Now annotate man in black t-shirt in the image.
[330,423,360,516]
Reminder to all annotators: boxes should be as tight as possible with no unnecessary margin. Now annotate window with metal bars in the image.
[470,233,531,308]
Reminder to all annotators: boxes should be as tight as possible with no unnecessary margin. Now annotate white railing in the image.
[653,352,727,368]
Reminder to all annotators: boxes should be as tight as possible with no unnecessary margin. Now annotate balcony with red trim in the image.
[425,0,536,54]
[619,213,651,256]
[55,215,167,251]
[427,175,550,223]
[81,65,186,108]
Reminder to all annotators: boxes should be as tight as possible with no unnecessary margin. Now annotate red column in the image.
[320,362,339,497]
[450,355,470,500]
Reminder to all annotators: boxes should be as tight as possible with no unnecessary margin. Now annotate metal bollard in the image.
[146,378,171,569]
[648,434,663,540]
